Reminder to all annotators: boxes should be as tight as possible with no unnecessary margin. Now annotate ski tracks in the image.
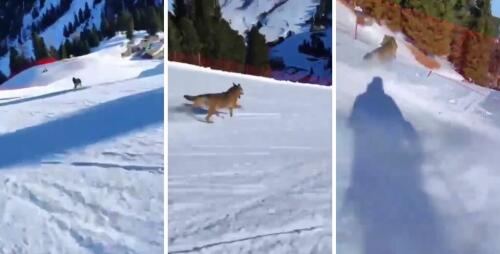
[0,166,163,254]
[169,153,331,253]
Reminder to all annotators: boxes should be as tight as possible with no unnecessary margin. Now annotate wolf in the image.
[72,77,82,89]
[363,35,398,62]
[184,83,244,123]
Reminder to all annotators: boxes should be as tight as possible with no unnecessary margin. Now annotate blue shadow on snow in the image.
[0,88,163,169]
[138,62,164,79]
[344,77,450,254]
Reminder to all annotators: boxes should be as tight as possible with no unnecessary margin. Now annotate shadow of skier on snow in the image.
[344,77,450,254]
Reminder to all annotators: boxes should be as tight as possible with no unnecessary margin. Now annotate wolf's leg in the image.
[206,106,215,123]
[229,107,233,117]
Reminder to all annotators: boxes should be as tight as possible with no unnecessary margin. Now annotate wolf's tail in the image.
[184,95,197,101]
[363,51,374,60]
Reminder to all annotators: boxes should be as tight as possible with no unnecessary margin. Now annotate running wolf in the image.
[184,83,244,123]
[72,77,82,89]
[363,35,398,62]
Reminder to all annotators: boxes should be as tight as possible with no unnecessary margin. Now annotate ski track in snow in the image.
[0,33,163,254]
[168,62,332,253]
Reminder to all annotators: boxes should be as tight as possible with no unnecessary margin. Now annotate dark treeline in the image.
[168,0,270,75]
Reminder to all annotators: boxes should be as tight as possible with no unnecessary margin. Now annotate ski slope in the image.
[168,62,332,253]
[0,32,164,253]
[337,2,500,254]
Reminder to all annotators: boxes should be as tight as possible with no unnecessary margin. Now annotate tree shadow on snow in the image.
[0,88,163,170]
[137,62,164,79]
[344,77,450,254]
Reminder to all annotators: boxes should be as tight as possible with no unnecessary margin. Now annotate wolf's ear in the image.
[232,82,236,87]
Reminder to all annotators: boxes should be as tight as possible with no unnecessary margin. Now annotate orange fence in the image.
[168,52,272,78]
[341,0,499,89]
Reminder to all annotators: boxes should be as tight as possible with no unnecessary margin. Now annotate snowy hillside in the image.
[0,32,163,253]
[0,0,103,76]
[270,27,332,85]
[168,0,319,42]
[0,0,163,78]
[337,2,500,253]
[168,62,331,253]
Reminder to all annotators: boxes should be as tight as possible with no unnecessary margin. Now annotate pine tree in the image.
[100,14,110,38]
[63,24,69,37]
[133,9,144,30]
[48,46,58,58]
[32,33,49,60]
[74,14,79,26]
[0,70,7,85]
[9,47,30,73]
[174,0,187,19]
[193,0,220,59]
[64,39,72,57]
[246,26,270,68]
[126,18,135,40]
[84,2,92,19]
[58,42,67,59]
[82,40,90,55]
[178,17,201,62]
[78,8,84,23]
[88,27,100,47]
[68,21,74,35]
[100,13,115,38]
[117,9,132,31]
[168,16,182,58]
[145,6,161,35]
[214,19,245,64]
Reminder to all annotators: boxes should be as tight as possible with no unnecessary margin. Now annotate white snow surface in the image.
[337,2,500,254]
[168,62,332,253]
[0,33,163,253]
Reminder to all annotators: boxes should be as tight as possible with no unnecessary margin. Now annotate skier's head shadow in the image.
[345,77,450,254]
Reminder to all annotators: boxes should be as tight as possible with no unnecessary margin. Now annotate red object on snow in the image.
[9,57,58,78]
[34,57,57,65]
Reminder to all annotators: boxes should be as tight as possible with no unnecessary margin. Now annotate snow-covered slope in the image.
[220,0,319,41]
[168,62,332,253]
[337,2,500,254]
[0,32,163,253]
[0,0,104,76]
[270,27,332,85]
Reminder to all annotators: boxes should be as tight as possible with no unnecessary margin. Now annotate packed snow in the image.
[0,32,163,253]
[168,62,332,253]
[337,2,500,254]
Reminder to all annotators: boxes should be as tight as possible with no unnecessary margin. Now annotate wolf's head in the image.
[230,82,244,98]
